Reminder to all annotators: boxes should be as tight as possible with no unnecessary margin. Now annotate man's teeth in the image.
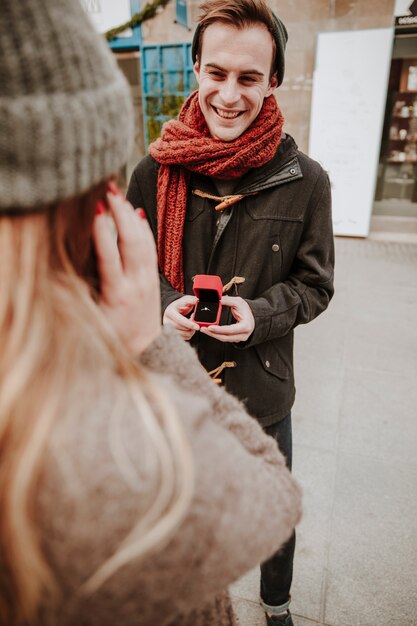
[216,108,240,119]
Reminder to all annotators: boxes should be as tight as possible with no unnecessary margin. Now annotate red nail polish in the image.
[107,180,122,196]
[138,208,147,219]
[95,200,106,215]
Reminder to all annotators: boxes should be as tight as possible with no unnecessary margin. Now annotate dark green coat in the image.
[127,134,334,426]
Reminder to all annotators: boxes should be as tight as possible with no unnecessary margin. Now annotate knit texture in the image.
[170,591,237,626]
[149,92,284,291]
[0,0,134,211]
[32,326,302,625]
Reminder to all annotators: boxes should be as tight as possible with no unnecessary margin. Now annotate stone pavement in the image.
[230,237,417,626]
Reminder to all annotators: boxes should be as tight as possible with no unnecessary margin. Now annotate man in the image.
[127,1,334,624]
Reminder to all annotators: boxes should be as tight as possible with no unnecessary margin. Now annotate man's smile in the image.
[212,106,243,119]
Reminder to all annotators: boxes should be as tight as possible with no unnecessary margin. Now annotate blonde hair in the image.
[0,191,194,624]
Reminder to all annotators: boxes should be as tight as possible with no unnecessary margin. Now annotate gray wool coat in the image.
[127,134,335,426]
[34,327,302,626]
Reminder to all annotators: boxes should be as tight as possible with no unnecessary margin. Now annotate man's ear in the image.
[266,72,279,96]
[193,60,201,84]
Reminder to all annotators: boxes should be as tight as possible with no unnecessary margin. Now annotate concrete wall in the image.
[116,53,145,185]
[271,0,396,152]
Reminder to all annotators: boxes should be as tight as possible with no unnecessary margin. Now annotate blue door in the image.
[141,43,198,145]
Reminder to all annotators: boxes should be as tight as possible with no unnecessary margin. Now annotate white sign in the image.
[80,0,132,37]
[309,29,393,237]
[394,0,412,16]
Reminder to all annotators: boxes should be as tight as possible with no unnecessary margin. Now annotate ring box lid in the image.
[192,274,223,299]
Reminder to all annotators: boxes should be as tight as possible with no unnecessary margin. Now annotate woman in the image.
[0,1,301,625]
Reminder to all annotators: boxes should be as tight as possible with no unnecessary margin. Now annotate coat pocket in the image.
[255,341,289,380]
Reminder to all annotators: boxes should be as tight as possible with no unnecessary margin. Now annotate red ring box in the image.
[191,274,223,327]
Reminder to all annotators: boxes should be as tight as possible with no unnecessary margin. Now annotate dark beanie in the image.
[191,10,288,87]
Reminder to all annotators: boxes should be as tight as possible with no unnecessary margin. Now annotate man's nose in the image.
[219,79,240,105]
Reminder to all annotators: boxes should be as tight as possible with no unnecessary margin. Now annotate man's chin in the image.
[210,125,244,143]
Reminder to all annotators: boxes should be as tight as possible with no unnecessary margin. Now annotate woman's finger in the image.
[92,213,122,299]
[107,193,157,275]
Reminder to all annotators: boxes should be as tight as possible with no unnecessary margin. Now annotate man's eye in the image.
[240,76,256,83]
[210,71,224,79]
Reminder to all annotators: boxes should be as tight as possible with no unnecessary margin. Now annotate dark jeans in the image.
[260,413,295,609]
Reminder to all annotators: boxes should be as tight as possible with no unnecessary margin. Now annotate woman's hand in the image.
[92,192,161,356]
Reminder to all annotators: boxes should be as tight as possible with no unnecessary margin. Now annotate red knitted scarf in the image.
[149,91,284,292]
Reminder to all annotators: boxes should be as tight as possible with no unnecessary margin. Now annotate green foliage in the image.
[147,118,163,143]
[146,97,160,117]
[105,0,171,41]
[161,94,184,116]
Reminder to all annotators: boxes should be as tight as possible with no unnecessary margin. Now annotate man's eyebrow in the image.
[204,63,264,77]
[203,63,226,72]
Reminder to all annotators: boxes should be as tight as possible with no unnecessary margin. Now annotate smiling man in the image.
[127,1,334,624]
[195,21,277,142]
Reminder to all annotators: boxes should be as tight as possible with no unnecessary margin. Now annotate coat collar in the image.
[237,134,303,194]
[190,134,303,196]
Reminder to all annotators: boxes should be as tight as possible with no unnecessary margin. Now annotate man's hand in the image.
[200,295,255,343]
[163,296,199,341]
[92,193,161,356]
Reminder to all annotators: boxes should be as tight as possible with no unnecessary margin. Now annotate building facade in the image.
[110,0,417,235]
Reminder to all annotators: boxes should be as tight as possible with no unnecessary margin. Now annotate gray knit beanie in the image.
[0,0,134,211]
